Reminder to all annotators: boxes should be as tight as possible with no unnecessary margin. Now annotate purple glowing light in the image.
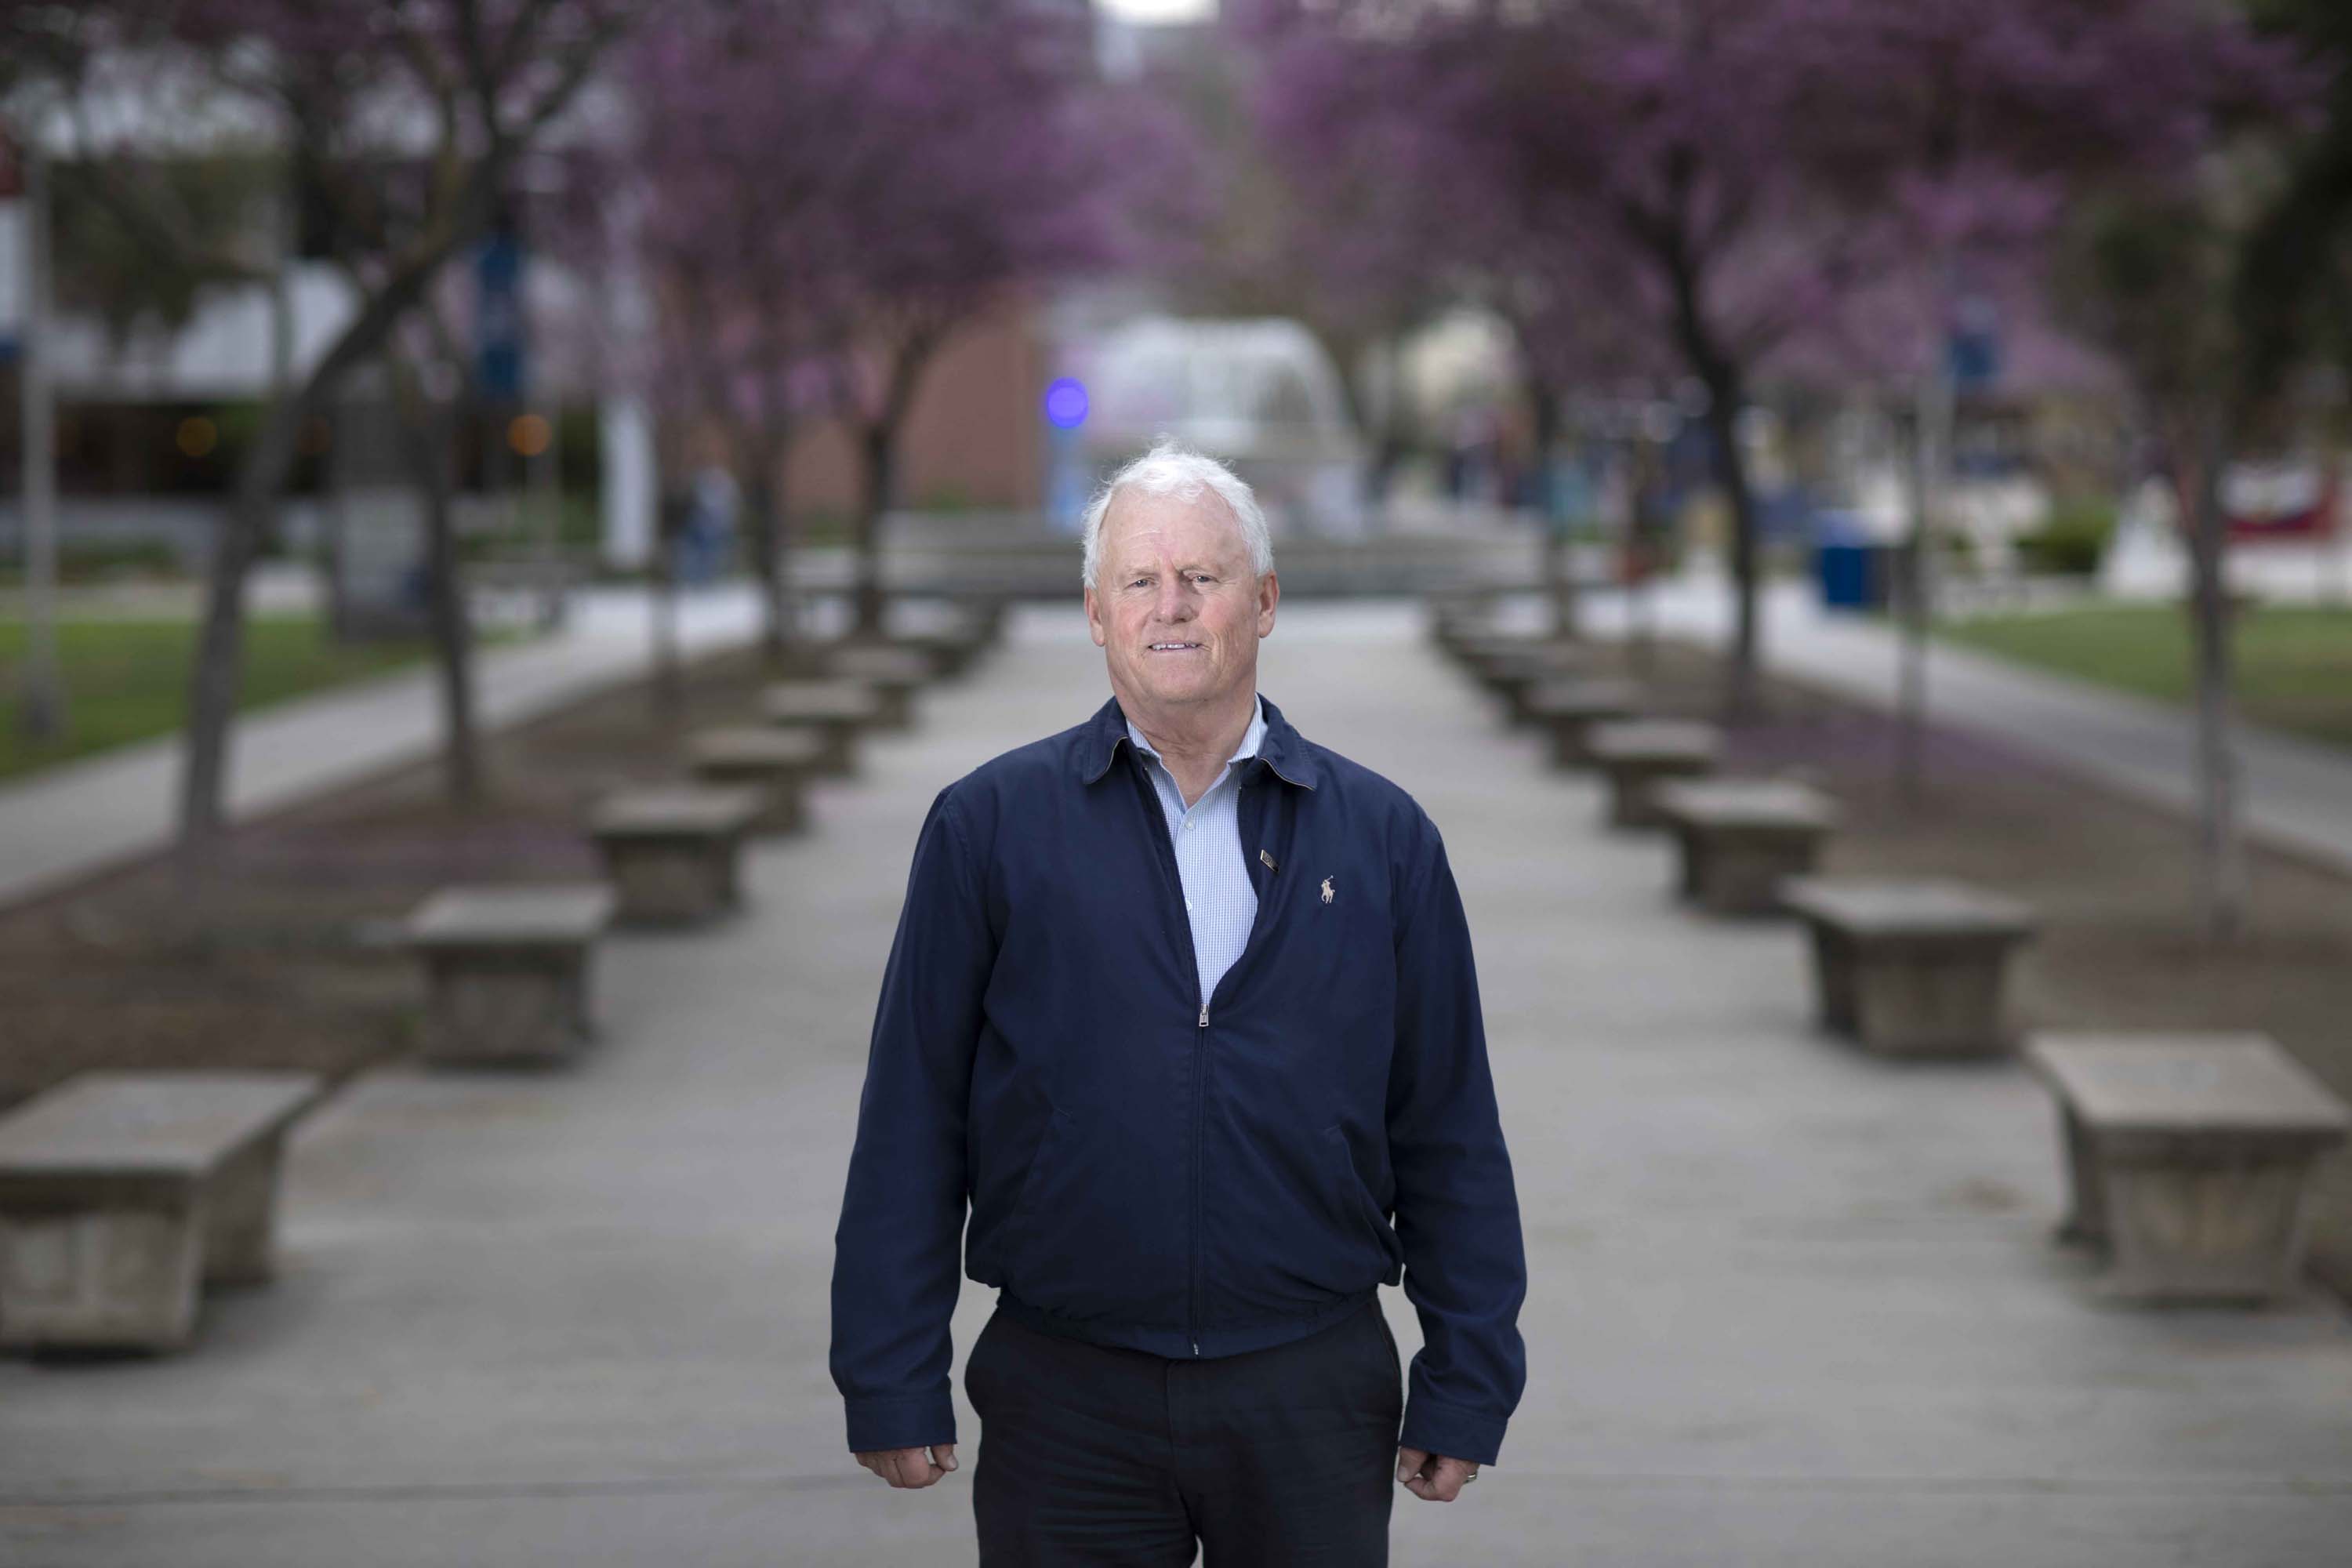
[1043,378,1089,430]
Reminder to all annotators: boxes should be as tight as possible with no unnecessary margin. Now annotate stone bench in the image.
[822,644,938,728]
[1451,630,1552,677]
[405,884,618,1064]
[588,786,765,925]
[687,728,827,834]
[1432,616,1497,665]
[2025,1032,2350,1302]
[891,596,1004,670]
[760,680,885,776]
[1523,677,1646,768]
[1779,877,2037,1056]
[1584,720,1722,828]
[1436,618,1516,662]
[1481,645,1606,724]
[946,593,1008,645]
[0,1071,325,1352]
[1652,779,1841,915]
[1428,586,1507,630]
[895,628,981,681]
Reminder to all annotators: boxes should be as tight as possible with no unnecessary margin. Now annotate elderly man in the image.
[830,441,1526,1564]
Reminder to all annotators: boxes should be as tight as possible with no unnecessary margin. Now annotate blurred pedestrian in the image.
[677,463,737,587]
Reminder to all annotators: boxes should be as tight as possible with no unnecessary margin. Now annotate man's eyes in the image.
[1127,575,1215,587]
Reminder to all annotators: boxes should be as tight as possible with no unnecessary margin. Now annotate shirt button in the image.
[1185,899,1195,912]
[1183,820,1195,831]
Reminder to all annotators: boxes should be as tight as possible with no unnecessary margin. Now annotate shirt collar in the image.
[1124,695,1265,772]
[1077,692,1319,791]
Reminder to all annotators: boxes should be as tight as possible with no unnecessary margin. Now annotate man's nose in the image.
[1153,580,1194,621]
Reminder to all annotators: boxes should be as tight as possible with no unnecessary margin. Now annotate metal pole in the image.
[530,404,561,628]
[1897,299,1957,806]
[17,142,65,740]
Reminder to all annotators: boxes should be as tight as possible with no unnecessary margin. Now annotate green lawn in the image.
[0,615,447,783]
[1939,603,2352,750]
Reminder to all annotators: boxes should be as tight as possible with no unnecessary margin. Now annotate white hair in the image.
[1080,439,1275,590]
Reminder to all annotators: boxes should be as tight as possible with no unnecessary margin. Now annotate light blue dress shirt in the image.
[1125,694,1266,1011]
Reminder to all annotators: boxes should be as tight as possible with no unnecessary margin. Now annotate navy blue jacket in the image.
[829,693,1528,1465]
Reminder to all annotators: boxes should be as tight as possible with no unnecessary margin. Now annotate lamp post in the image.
[14,138,65,741]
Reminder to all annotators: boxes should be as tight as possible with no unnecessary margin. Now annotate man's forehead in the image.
[1102,492,1248,564]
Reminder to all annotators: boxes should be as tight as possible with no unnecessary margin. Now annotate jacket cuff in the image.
[844,1391,958,1455]
[1399,1392,1507,1468]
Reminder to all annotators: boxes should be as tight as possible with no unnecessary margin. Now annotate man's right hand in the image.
[854,1443,960,1489]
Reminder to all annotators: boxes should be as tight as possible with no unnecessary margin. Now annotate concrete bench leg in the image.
[1811,933,2013,1055]
[1809,927,1860,1036]
[1606,771,1648,829]
[201,1131,290,1287]
[1688,837,1816,915]
[1856,944,2009,1055]
[425,949,597,1064]
[0,1199,203,1352]
[2100,1144,2325,1302]
[2056,1106,2108,1248]
[1547,724,1592,769]
[815,725,858,776]
[1607,766,1703,829]
[601,840,740,925]
[748,783,806,835]
[691,773,805,836]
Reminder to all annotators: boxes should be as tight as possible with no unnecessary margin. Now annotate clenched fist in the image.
[855,1443,959,1489]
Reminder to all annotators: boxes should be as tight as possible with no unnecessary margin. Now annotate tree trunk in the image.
[1527,380,1575,638]
[1696,369,1762,717]
[177,263,442,870]
[853,421,896,636]
[1361,335,1408,514]
[412,394,482,804]
[2181,404,2244,941]
[739,430,797,668]
[1661,230,1763,717]
[177,414,304,874]
[651,490,684,718]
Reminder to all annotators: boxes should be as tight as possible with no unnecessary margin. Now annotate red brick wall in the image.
[785,298,1046,515]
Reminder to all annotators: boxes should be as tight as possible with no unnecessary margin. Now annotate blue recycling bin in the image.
[1814,512,1887,612]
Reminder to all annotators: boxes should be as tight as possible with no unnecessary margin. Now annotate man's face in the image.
[1085,488,1278,717]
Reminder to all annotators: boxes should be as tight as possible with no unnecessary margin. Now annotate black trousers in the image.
[966,1298,1404,1566]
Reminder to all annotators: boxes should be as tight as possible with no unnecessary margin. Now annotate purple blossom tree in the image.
[3,0,652,863]
[1259,0,2301,717]
[619,1,1150,638]
[803,2,1129,634]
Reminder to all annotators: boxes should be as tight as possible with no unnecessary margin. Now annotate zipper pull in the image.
[1198,1004,1209,1028]
[1192,1339,1200,1356]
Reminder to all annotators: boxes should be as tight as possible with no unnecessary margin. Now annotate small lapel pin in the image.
[1259,849,1276,871]
[1320,876,1336,905]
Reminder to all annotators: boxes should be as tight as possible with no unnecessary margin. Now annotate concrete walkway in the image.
[1580,573,2352,876]
[0,584,769,908]
[3,601,2349,1566]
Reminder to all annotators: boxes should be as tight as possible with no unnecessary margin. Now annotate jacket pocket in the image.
[991,1105,1188,1325]
[1326,1123,1406,1287]
[1004,1105,1074,1250]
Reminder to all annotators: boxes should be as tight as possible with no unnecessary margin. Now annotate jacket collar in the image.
[1076,693,1319,791]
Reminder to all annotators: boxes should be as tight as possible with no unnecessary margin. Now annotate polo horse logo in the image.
[1319,876,1335,905]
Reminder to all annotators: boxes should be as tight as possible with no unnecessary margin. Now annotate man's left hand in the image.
[1395,1446,1480,1501]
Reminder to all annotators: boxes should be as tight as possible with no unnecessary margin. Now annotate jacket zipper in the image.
[1130,753,1210,1359]
[1138,753,1283,1362]
[1191,1002,1207,1356]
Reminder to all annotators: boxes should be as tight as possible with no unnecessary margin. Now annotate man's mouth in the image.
[1147,641,1203,652]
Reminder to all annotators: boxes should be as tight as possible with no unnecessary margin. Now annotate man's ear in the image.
[1255,570,1280,636]
[1083,586,1107,648]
